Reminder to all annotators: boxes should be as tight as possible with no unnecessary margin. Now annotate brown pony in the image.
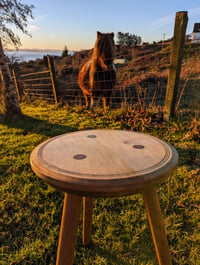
[78,31,116,109]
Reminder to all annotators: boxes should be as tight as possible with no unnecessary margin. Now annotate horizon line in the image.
[5,48,90,52]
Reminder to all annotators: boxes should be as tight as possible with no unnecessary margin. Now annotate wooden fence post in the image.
[12,68,21,101]
[47,55,58,105]
[164,11,188,119]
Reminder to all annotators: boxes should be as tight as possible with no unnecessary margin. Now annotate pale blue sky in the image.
[15,0,200,50]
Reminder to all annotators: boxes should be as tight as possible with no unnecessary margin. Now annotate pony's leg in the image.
[84,93,89,108]
[96,98,101,108]
[90,96,94,109]
[102,97,107,110]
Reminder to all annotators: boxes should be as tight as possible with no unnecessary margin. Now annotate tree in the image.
[0,38,21,119]
[116,32,124,46]
[0,0,34,48]
[62,45,68,58]
[0,1,34,120]
[116,32,142,47]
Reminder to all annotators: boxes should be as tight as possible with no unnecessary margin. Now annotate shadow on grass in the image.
[75,226,156,265]
[176,146,200,168]
[2,114,77,137]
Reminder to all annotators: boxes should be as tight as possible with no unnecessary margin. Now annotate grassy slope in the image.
[0,102,199,265]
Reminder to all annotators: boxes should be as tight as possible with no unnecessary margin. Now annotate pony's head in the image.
[95,31,115,66]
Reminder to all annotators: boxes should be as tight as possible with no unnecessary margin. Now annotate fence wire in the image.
[10,40,200,117]
[61,42,170,109]
[20,70,55,102]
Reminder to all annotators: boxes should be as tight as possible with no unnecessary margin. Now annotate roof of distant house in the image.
[193,23,200,33]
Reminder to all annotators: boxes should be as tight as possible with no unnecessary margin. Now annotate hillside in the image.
[12,41,200,112]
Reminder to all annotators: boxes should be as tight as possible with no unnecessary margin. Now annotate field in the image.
[10,41,200,116]
[0,101,200,265]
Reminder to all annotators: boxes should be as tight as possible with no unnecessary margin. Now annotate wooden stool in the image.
[30,129,178,265]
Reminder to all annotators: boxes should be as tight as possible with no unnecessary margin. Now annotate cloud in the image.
[152,13,175,30]
[35,14,49,21]
[189,7,200,17]
[27,14,49,33]
[153,8,200,30]
[28,14,49,23]
[28,25,40,32]
[151,8,200,31]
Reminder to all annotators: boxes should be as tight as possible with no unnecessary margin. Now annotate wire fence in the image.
[177,43,200,117]
[13,55,58,104]
[20,70,55,102]
[60,40,200,115]
[11,40,200,118]
[57,42,170,109]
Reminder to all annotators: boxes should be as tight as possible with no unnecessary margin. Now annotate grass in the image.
[0,101,199,265]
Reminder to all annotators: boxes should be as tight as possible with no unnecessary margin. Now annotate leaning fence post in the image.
[12,68,21,101]
[164,11,188,119]
[47,55,58,105]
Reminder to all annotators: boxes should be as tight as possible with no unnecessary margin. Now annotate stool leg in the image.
[83,197,93,246]
[56,193,82,265]
[142,186,172,265]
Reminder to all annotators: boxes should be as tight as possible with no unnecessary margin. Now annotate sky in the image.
[12,0,200,51]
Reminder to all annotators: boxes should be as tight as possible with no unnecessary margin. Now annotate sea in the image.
[5,50,73,62]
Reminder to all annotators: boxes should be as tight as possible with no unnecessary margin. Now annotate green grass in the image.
[0,101,199,265]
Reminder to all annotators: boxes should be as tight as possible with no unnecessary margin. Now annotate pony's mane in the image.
[93,32,115,63]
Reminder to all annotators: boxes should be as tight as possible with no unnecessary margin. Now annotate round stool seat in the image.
[30,129,178,197]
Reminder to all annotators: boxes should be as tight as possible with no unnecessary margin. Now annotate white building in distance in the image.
[192,23,200,43]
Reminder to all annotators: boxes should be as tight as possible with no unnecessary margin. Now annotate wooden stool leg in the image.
[56,193,82,265]
[83,197,94,246]
[142,186,172,265]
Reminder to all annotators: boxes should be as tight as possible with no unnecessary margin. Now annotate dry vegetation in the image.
[11,40,199,115]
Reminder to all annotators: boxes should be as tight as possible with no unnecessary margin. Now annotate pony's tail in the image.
[78,61,92,95]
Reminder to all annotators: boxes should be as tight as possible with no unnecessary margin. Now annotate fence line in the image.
[10,14,200,118]
[13,55,58,104]
[20,70,50,78]
[12,43,199,116]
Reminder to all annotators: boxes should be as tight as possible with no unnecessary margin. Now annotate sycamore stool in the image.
[30,129,178,265]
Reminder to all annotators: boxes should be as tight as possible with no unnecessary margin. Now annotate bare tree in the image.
[0,0,34,48]
[0,0,34,120]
